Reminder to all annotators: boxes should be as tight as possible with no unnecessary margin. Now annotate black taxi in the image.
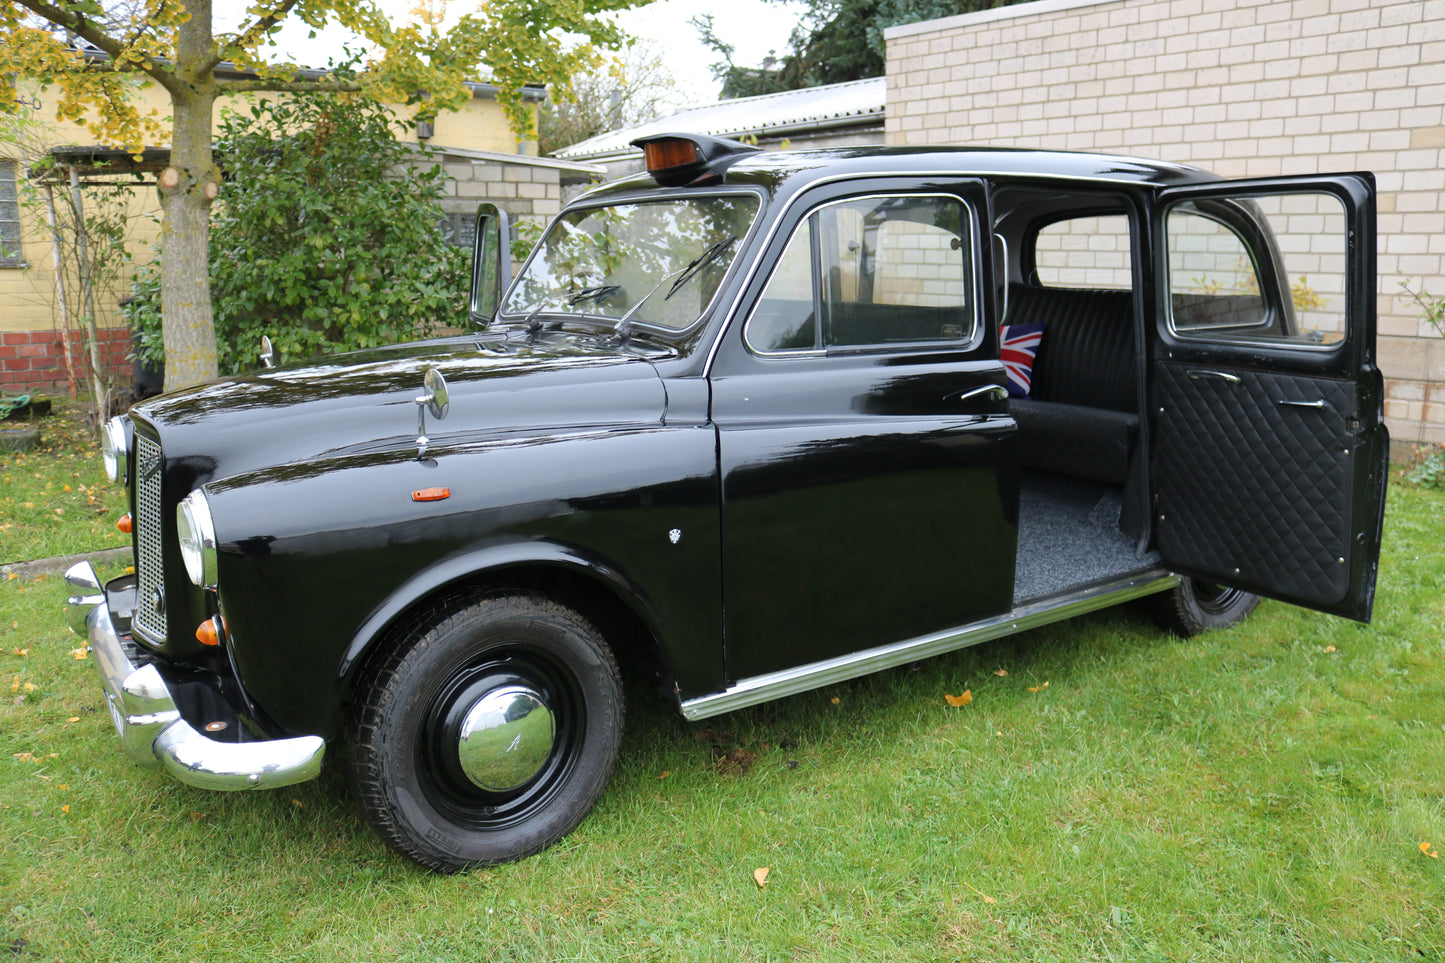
[65,134,1387,872]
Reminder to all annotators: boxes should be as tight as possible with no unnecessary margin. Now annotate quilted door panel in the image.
[1153,361,1356,606]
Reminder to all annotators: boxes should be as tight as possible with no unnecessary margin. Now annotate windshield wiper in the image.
[565,284,620,307]
[664,235,737,301]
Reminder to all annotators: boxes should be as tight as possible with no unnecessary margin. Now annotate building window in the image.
[1,160,25,267]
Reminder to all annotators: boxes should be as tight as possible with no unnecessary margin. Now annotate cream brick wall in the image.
[886,0,1445,445]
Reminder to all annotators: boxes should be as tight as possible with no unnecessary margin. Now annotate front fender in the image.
[205,425,721,739]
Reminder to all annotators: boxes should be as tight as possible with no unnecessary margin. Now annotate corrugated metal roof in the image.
[555,77,886,160]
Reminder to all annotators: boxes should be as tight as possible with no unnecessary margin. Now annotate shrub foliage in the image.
[131,94,468,376]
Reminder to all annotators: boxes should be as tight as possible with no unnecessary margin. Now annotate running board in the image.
[680,570,1181,721]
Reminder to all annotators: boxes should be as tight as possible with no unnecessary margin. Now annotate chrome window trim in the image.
[741,191,985,358]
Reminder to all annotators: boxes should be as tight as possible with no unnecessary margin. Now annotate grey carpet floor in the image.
[1014,471,1160,604]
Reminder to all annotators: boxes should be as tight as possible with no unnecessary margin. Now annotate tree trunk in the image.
[158,1,220,391]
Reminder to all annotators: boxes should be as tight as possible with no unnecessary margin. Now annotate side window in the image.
[1165,193,1347,346]
[1033,214,1132,289]
[746,193,976,353]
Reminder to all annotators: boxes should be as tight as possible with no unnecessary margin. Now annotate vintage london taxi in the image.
[65,134,1387,872]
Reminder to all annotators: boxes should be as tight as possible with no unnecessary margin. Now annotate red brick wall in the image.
[0,327,132,394]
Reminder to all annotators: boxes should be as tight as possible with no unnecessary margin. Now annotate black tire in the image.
[1151,578,1260,638]
[350,592,623,873]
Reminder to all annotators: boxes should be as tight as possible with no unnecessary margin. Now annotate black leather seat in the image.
[1006,284,1139,484]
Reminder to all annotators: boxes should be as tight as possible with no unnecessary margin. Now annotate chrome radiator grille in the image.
[132,432,167,643]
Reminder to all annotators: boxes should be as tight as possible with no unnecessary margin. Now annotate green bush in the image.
[129,93,468,376]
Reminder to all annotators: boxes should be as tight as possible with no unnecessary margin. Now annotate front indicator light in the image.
[117,513,133,534]
[176,490,219,589]
[196,615,225,647]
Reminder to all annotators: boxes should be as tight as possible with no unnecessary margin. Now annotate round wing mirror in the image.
[423,368,449,421]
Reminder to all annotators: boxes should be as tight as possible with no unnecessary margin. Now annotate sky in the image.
[260,0,809,110]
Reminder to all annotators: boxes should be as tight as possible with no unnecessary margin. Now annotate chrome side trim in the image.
[680,570,1181,721]
[66,562,325,791]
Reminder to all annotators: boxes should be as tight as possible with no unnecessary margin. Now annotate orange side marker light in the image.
[196,616,225,647]
[117,513,133,534]
[412,487,451,502]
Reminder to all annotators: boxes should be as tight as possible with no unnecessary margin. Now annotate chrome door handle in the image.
[1278,399,1328,410]
[1187,369,1241,384]
[949,385,1008,404]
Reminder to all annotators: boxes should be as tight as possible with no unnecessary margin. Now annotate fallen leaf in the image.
[753,867,769,889]
[714,747,757,777]
[61,805,69,815]
[189,811,208,822]
[1422,841,1439,859]
[945,690,973,707]
[829,696,840,705]
[11,649,27,656]
[1027,681,1050,693]
[656,770,671,780]
[993,668,1008,677]
[1324,646,1337,653]
[66,717,79,723]
[70,647,88,661]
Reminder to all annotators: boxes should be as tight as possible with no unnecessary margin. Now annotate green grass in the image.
[1,401,129,564]
[1,422,1442,960]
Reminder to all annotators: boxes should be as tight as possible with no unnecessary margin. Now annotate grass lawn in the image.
[1,409,1441,961]
[1,401,129,564]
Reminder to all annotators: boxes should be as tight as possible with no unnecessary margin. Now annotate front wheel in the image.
[1151,578,1260,638]
[350,592,623,873]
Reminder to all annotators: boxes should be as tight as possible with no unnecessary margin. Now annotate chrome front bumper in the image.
[64,561,325,791]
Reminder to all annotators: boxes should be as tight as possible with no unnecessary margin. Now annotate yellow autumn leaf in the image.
[945,690,973,707]
[1422,841,1439,859]
[70,647,88,661]
[993,668,1008,677]
[1324,646,1337,653]
[753,867,769,889]
[1027,681,1050,693]
[61,805,70,815]
[64,484,72,492]
[829,696,840,705]
[11,648,27,656]
[657,770,671,780]
[66,717,80,723]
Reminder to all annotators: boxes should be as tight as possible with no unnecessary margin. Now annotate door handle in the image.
[1187,369,1241,385]
[1278,399,1329,411]
[948,385,1008,404]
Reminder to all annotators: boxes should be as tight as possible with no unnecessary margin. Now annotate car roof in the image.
[587,142,1221,204]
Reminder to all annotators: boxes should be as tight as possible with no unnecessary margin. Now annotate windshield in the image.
[498,194,761,331]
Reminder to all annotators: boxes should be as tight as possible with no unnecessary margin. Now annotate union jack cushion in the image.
[999,323,1045,398]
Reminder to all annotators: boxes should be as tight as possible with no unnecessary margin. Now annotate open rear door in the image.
[1151,174,1387,622]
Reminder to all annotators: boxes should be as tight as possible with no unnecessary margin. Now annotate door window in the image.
[1165,192,1348,347]
[746,193,978,353]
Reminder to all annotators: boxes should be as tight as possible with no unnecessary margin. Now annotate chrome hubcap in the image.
[456,685,555,791]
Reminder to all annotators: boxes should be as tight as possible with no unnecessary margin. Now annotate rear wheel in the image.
[1151,578,1260,638]
[350,592,623,873]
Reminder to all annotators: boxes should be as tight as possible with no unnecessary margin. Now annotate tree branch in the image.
[9,0,184,96]
[210,0,303,73]
[217,78,367,94]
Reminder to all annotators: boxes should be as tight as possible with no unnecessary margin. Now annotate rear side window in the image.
[746,193,978,353]
[1033,215,1132,289]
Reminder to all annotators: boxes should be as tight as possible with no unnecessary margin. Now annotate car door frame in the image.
[1149,172,1387,622]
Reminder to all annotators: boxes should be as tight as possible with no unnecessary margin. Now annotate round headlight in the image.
[101,416,129,485]
[176,490,218,589]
